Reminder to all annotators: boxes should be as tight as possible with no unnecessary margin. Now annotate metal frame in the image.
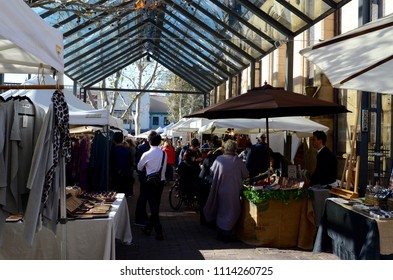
[28,0,351,93]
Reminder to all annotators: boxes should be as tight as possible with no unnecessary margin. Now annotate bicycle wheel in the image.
[169,183,182,210]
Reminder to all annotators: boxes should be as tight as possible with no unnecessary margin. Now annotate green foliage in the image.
[165,75,204,122]
[242,188,310,205]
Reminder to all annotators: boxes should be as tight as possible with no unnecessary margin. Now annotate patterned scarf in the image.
[41,90,72,206]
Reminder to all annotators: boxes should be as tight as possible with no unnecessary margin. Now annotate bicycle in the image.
[169,179,200,211]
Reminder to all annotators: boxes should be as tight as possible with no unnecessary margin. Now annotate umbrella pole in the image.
[266,118,271,184]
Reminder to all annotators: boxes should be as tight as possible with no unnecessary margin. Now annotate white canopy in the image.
[0,0,64,74]
[1,76,123,129]
[169,118,211,133]
[197,116,329,137]
[300,13,393,93]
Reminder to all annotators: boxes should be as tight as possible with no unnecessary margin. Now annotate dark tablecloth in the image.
[313,199,393,260]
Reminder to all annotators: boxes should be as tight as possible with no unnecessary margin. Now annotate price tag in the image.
[22,115,28,128]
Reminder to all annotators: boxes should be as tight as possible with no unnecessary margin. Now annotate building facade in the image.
[212,0,393,193]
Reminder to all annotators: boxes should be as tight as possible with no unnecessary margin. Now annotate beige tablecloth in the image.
[236,198,316,250]
[331,199,393,256]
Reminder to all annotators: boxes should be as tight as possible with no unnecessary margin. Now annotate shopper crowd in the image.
[100,129,337,243]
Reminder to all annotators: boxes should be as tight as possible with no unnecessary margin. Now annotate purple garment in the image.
[79,136,90,190]
[203,153,249,231]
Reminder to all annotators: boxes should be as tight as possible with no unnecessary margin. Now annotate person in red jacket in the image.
[162,139,176,182]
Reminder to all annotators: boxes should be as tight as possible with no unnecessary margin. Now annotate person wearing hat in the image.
[246,133,270,179]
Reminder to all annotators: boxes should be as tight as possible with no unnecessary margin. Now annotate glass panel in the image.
[28,0,352,86]
[162,24,237,77]
[279,0,333,21]
[165,6,249,64]
[169,0,264,59]
[164,10,248,68]
[157,39,224,82]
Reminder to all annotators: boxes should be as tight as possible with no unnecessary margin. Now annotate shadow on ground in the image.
[116,182,338,260]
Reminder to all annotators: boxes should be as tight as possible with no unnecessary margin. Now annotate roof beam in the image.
[236,0,294,36]
[210,0,275,43]
[87,87,204,95]
[151,49,213,91]
[151,52,211,93]
[158,35,228,81]
[187,0,267,56]
[73,40,146,82]
[163,10,248,69]
[150,40,222,86]
[155,39,224,85]
[162,1,255,62]
[65,26,145,74]
[82,52,146,88]
[162,17,239,74]
[148,19,232,78]
[275,0,313,24]
[65,16,146,59]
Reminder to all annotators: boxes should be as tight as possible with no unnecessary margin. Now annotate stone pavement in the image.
[116,181,339,260]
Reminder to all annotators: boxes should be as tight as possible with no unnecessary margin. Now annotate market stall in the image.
[237,187,316,250]
[314,198,393,260]
[0,194,132,260]
[1,75,123,130]
[0,0,131,260]
[0,1,63,75]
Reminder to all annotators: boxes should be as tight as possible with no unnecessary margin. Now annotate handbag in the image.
[146,151,165,187]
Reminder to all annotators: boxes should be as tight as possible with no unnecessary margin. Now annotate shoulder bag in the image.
[146,151,165,187]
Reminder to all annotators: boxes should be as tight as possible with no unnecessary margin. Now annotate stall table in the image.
[0,193,132,260]
[236,195,316,250]
[314,198,393,259]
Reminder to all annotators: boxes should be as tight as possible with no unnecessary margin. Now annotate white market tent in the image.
[1,75,124,129]
[0,0,69,259]
[0,0,63,75]
[198,116,329,137]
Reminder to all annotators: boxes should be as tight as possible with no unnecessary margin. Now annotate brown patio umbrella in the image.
[185,84,349,120]
[185,84,349,182]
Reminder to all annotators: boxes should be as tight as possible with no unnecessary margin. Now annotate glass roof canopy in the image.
[28,0,351,93]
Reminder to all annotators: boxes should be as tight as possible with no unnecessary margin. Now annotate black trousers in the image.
[135,178,149,224]
[145,181,164,235]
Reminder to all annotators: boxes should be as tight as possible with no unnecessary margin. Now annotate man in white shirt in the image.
[137,131,167,240]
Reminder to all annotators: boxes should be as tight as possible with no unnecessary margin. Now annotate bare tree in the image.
[166,75,204,122]
[94,58,165,135]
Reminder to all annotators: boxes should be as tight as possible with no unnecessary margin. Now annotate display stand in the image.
[331,97,361,199]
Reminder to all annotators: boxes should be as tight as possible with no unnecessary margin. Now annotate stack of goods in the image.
[243,170,308,205]
[65,191,117,219]
[364,182,393,211]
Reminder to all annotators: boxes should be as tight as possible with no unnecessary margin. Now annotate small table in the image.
[0,193,132,260]
[314,199,393,259]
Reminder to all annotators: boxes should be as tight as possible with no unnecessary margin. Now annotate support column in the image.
[358,0,371,196]
[250,60,255,89]
[285,36,294,91]
[254,60,261,88]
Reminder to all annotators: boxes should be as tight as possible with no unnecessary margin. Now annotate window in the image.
[153,116,159,125]
[164,117,170,125]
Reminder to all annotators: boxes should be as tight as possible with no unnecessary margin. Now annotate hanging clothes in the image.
[23,90,71,246]
[89,130,113,192]
[0,97,45,244]
[78,134,91,190]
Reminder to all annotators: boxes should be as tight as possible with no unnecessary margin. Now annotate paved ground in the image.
[116,181,339,260]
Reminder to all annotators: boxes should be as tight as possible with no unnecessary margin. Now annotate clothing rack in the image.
[0,84,64,90]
